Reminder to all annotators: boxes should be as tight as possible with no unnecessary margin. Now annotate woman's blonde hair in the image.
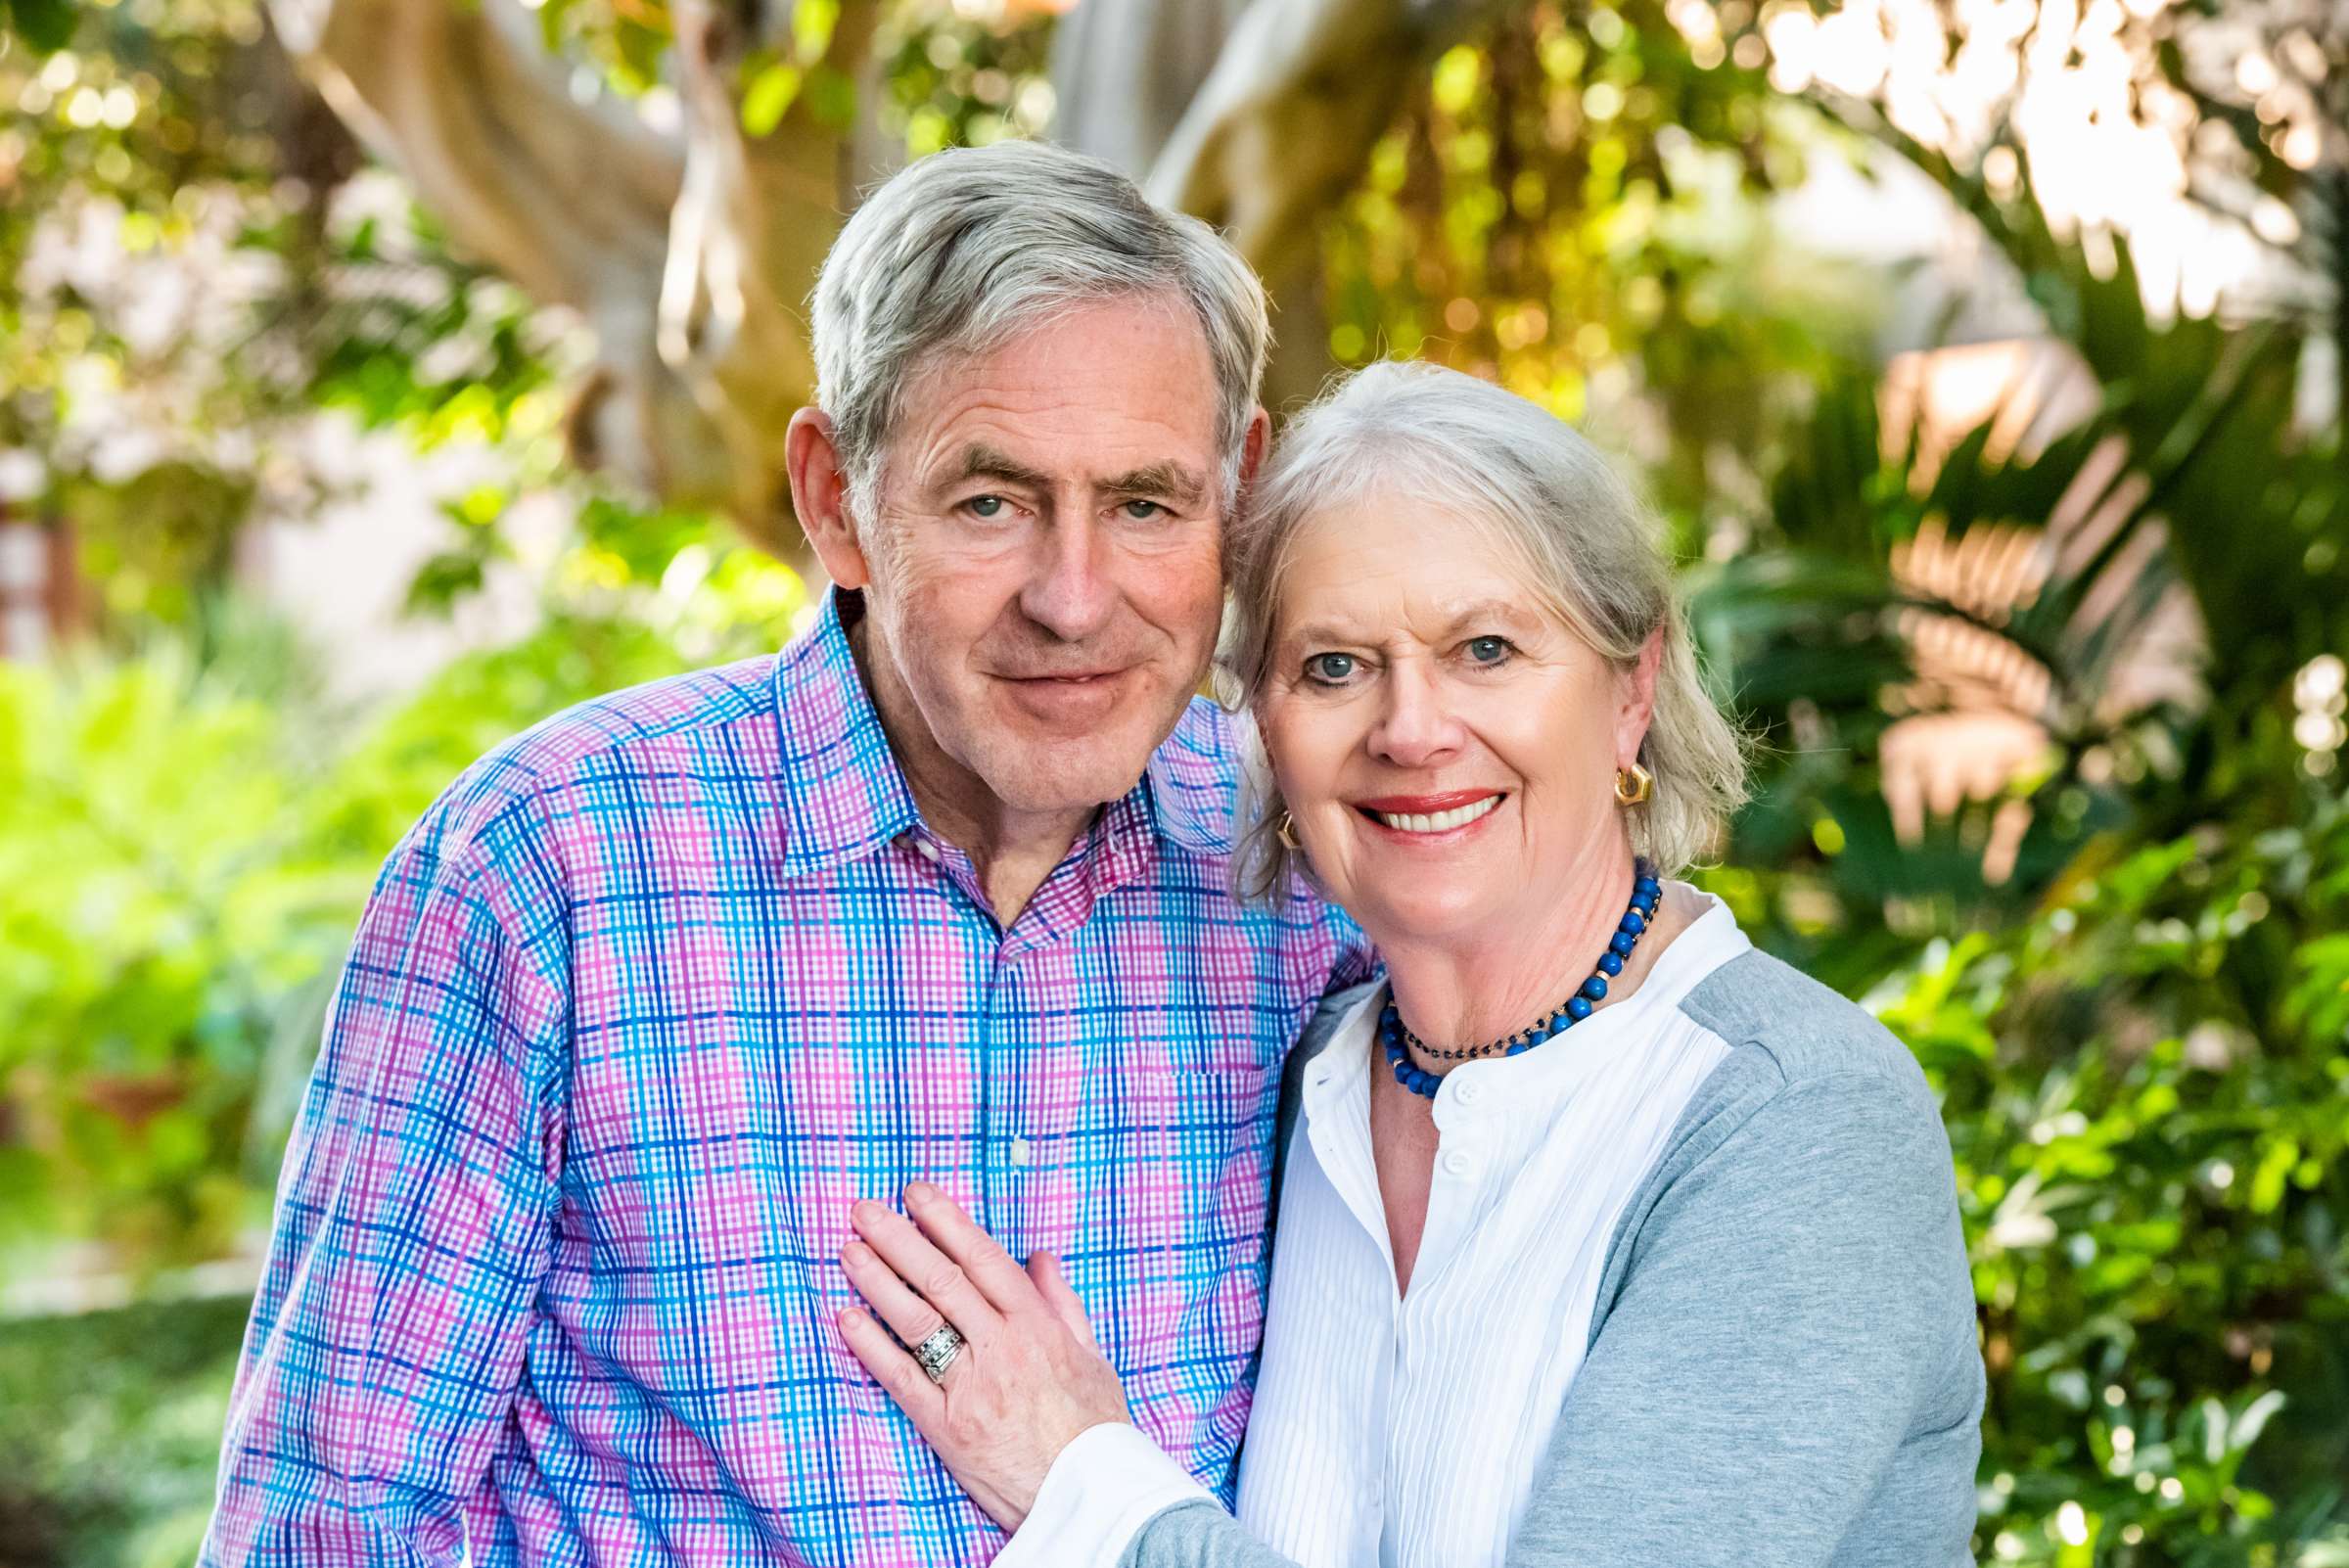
[1217,360,1748,903]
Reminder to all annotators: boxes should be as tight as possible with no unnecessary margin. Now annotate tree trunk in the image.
[268,0,1487,554]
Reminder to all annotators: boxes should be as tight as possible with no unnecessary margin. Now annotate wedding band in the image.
[912,1324,964,1383]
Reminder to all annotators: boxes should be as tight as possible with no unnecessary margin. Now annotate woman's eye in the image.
[1465,636,1511,666]
[1305,652,1358,684]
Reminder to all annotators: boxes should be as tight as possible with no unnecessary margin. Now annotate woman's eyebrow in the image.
[1436,597,1547,635]
[1285,600,1542,647]
[1282,620,1364,648]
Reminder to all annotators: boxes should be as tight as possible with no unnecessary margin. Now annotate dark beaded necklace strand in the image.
[1380,859,1663,1099]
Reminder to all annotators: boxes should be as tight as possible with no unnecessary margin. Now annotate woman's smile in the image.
[1351,789,1510,838]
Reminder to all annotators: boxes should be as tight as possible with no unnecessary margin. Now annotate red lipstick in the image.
[1352,790,1505,813]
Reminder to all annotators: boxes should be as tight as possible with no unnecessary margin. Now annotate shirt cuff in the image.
[992,1422,1220,1568]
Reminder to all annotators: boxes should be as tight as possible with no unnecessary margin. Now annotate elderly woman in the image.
[832,361,1983,1567]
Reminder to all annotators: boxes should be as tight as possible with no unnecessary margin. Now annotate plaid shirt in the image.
[204,591,1371,1568]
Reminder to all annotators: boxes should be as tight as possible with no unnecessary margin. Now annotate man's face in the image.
[852,297,1231,827]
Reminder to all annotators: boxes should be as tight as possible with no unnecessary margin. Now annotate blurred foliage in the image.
[4,0,2349,1565]
[1318,1,1863,521]
[1883,772,2349,1565]
[0,0,588,641]
[1690,111,2349,973]
[0,598,793,1270]
[0,634,348,1262]
[0,1294,249,1568]
[1681,79,2349,1562]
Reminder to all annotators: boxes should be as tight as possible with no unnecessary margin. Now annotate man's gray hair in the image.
[1218,359,1750,902]
[809,140,1270,517]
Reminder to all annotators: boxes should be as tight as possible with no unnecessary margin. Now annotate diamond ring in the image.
[912,1324,964,1384]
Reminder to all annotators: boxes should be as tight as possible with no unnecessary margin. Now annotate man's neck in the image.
[845,613,1096,925]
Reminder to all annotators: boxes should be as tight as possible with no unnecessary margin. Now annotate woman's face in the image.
[1259,494,1654,946]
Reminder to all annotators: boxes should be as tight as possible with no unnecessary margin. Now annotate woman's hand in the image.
[837,1182,1131,1531]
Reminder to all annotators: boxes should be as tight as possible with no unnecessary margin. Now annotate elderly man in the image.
[202,141,1370,1566]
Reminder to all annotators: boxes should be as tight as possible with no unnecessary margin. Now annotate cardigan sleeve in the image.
[1503,1066,1983,1567]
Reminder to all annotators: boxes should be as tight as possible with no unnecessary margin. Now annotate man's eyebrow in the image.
[1098,461,1209,505]
[934,443,1054,494]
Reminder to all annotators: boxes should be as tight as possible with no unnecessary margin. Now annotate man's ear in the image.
[785,406,873,590]
[1236,405,1272,495]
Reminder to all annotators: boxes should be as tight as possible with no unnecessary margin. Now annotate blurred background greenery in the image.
[1,0,2345,1563]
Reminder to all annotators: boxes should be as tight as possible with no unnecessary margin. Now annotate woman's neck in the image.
[1376,840,1651,1053]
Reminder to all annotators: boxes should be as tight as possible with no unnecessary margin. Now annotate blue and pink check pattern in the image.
[203,591,1370,1567]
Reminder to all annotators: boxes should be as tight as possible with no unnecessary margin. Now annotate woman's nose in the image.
[1368,661,1460,767]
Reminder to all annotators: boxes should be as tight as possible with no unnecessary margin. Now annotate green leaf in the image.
[741,63,803,137]
[2,0,75,53]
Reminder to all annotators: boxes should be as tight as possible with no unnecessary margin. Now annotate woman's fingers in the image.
[903,1181,1048,1317]
[1026,1250,1100,1351]
[843,1238,951,1351]
[837,1306,946,1424]
[851,1197,1006,1344]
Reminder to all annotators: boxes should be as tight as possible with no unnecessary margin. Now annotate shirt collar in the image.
[1137,699,1241,859]
[767,587,1234,878]
[767,589,922,877]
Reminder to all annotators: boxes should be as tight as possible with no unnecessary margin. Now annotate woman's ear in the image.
[1618,625,1665,769]
[785,406,873,590]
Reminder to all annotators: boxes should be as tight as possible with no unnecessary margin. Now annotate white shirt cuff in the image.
[992,1421,1220,1568]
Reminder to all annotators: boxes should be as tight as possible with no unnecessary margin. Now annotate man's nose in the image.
[1018,512,1119,643]
[1368,659,1462,768]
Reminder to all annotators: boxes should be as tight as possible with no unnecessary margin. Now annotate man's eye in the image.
[966,495,1007,519]
[1305,653,1358,684]
[1466,636,1511,666]
[1121,499,1164,521]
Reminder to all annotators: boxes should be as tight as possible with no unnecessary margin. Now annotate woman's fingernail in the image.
[843,1241,869,1266]
[905,1180,936,1204]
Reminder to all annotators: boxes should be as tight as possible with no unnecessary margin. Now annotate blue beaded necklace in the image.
[1379,859,1663,1099]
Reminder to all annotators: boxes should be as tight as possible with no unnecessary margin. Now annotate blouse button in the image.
[1442,1149,1473,1177]
[1452,1080,1483,1106]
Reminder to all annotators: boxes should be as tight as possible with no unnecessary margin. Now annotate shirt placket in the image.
[916,826,1108,1249]
[1407,1070,1498,1305]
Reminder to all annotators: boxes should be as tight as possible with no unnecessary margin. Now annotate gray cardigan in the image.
[1121,946,1984,1568]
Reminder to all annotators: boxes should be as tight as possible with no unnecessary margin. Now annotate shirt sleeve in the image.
[1122,1501,1302,1568]
[1502,1068,1984,1567]
[202,805,572,1568]
[992,1423,1221,1568]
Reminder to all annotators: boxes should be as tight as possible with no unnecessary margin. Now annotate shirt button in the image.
[912,837,941,862]
[1442,1149,1473,1177]
[1008,1136,1033,1168]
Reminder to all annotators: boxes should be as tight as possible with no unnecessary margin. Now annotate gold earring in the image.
[1275,811,1301,852]
[1614,762,1654,806]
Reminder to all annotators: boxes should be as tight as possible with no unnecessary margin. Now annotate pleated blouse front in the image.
[1234,894,1754,1568]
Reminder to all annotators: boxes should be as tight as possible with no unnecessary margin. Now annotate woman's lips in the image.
[1352,790,1508,836]
[1354,790,1504,813]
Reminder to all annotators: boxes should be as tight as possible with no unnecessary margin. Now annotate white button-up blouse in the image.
[1003,892,1757,1568]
